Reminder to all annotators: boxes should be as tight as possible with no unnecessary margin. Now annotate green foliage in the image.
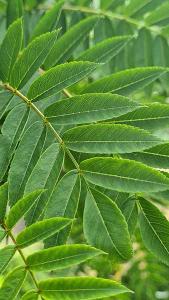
[0,1,169,299]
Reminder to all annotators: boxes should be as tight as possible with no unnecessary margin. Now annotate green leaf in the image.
[0,135,11,181]
[0,182,8,223]
[44,16,99,69]
[8,121,45,206]
[119,197,138,235]
[0,246,16,274]
[122,143,169,169]
[0,18,23,82]
[28,61,97,102]
[63,124,163,154]
[145,2,169,26]
[16,217,71,248]
[39,277,132,299]
[83,67,167,95]
[45,170,81,246]
[31,0,64,40]
[45,93,141,125]
[122,0,152,17]
[27,244,103,271]
[114,103,169,131]
[0,227,5,242]
[7,0,23,27]
[77,36,131,63]
[1,104,29,155]
[80,157,169,193]
[24,144,64,224]
[10,30,59,89]
[0,267,27,300]
[139,197,169,266]
[6,189,44,229]
[84,188,132,260]
[21,290,39,300]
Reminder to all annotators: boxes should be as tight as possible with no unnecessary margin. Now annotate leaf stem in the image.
[1,83,80,171]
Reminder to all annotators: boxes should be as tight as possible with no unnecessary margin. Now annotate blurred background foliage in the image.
[0,0,169,299]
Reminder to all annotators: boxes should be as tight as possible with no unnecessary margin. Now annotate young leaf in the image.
[31,0,64,40]
[16,217,71,248]
[39,277,132,299]
[84,188,132,261]
[6,189,44,229]
[7,0,23,27]
[27,61,97,102]
[0,18,23,82]
[8,122,45,206]
[45,170,81,246]
[0,267,27,300]
[63,124,163,154]
[10,30,59,89]
[0,246,16,274]
[44,16,99,69]
[139,198,169,266]
[27,244,103,271]
[83,67,167,95]
[0,182,8,223]
[45,93,141,125]
[24,144,64,224]
[114,103,169,131]
[80,157,169,193]
[77,36,131,63]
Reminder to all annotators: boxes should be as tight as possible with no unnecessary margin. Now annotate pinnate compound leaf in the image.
[24,144,64,224]
[0,18,23,82]
[0,182,8,222]
[80,157,169,193]
[63,124,163,154]
[83,67,167,95]
[31,0,64,40]
[0,246,16,274]
[84,188,132,260]
[27,244,103,271]
[77,36,131,63]
[10,30,59,89]
[28,61,97,102]
[114,103,169,131]
[6,189,44,229]
[16,217,71,248]
[45,93,141,125]
[39,277,132,299]
[0,267,27,300]
[44,16,99,69]
[45,170,81,247]
[139,198,169,266]
[8,121,45,206]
